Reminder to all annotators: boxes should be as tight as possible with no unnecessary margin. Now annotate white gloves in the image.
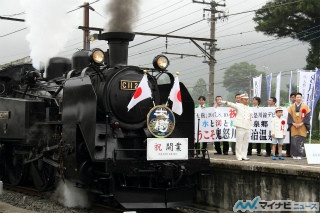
[220,101,227,104]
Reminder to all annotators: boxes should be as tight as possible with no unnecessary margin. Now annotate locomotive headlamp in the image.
[153,55,169,70]
[91,49,105,64]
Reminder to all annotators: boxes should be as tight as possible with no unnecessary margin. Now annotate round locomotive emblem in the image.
[147,105,175,138]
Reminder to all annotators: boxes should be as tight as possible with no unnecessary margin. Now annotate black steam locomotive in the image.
[0,32,209,209]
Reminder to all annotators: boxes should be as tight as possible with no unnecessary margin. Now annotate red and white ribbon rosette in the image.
[281,120,285,130]
[301,108,307,119]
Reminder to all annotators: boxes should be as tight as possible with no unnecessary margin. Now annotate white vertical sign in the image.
[298,71,316,109]
[253,74,262,97]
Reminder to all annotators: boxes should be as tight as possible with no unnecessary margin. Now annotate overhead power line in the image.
[0,16,24,22]
[226,0,305,17]
[0,27,27,38]
[219,38,280,51]
[130,19,205,48]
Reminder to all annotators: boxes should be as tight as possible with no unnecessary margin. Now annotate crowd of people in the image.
[195,92,311,161]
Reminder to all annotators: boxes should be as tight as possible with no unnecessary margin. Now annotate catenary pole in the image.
[192,0,225,105]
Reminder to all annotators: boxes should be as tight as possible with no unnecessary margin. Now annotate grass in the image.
[309,129,320,144]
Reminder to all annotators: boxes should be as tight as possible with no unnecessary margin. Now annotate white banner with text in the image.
[194,107,289,143]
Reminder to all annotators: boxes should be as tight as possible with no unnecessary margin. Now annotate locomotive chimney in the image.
[98,32,135,67]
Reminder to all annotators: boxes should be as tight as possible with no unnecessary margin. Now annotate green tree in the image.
[191,78,208,103]
[223,62,266,96]
[253,0,320,69]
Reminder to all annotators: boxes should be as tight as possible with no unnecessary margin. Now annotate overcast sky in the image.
[0,0,309,99]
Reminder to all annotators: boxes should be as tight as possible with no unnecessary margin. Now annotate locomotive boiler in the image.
[0,32,209,209]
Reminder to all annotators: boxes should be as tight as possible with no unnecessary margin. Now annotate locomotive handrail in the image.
[66,69,76,79]
[11,89,60,106]
[81,67,91,77]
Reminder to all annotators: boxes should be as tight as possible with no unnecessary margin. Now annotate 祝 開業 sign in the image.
[194,107,289,143]
[147,138,188,160]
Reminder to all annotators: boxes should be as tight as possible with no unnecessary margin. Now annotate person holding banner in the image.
[222,93,253,161]
[287,92,311,160]
[195,96,209,155]
[285,92,296,107]
[248,97,262,156]
[213,96,229,155]
[195,96,210,109]
[265,97,277,157]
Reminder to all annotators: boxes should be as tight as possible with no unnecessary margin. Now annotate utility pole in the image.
[193,0,225,105]
[81,2,94,50]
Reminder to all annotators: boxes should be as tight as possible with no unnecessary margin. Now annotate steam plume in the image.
[20,0,77,70]
[52,180,91,208]
[105,0,140,32]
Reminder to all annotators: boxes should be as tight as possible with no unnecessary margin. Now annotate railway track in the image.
[2,184,124,212]
[4,184,44,197]
[3,185,220,213]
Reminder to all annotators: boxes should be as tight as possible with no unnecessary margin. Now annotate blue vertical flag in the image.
[312,70,320,112]
[266,74,272,100]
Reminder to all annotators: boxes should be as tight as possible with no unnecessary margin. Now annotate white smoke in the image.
[52,179,91,208]
[105,0,140,32]
[20,0,77,70]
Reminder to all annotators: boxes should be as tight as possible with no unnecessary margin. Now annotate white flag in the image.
[298,70,316,109]
[169,76,183,115]
[127,74,152,111]
[253,74,262,97]
[266,73,272,99]
[275,72,281,106]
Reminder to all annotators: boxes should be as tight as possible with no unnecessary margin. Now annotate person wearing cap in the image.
[231,93,241,155]
[222,93,253,161]
[287,92,311,160]
[270,107,286,160]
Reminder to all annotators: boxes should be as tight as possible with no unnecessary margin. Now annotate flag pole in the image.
[297,69,300,92]
[143,69,155,107]
[309,69,318,143]
[288,71,293,103]
[127,69,153,111]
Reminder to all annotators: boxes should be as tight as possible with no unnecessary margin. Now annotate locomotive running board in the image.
[114,185,195,209]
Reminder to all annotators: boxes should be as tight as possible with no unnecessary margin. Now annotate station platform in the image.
[196,149,320,211]
[208,150,320,177]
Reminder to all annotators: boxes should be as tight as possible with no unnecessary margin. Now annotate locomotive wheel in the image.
[31,159,55,191]
[5,148,29,186]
